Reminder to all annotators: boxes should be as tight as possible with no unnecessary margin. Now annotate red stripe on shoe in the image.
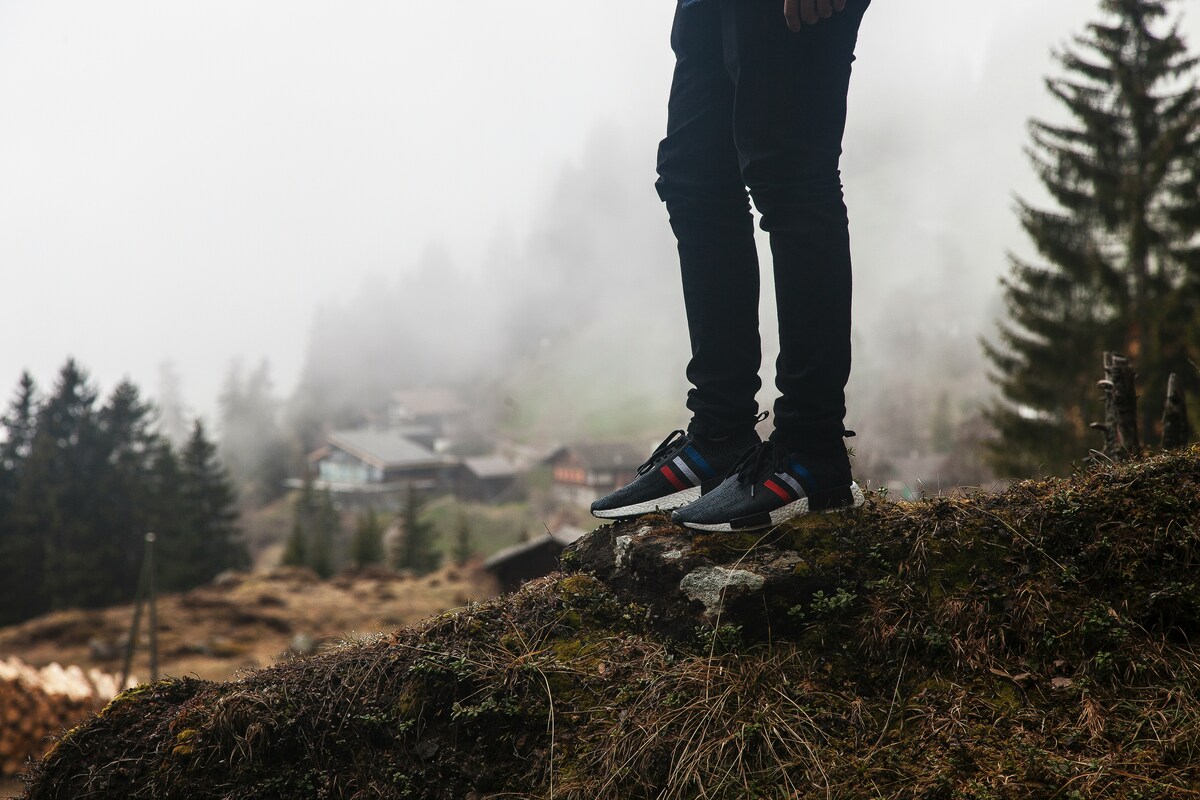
[661,464,689,491]
[763,480,791,501]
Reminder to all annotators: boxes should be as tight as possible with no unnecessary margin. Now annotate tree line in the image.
[0,359,246,626]
[282,481,466,579]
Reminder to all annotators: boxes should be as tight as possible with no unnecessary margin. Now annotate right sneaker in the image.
[590,428,760,520]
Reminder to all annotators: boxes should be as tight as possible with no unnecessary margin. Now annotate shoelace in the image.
[636,429,688,476]
[733,440,778,497]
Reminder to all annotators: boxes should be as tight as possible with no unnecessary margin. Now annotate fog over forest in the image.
[2,1,1197,466]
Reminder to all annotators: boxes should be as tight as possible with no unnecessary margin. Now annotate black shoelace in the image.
[636,429,688,476]
[733,440,778,497]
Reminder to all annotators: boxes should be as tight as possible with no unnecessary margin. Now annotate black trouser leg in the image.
[658,0,868,452]
[729,0,867,452]
[657,0,763,441]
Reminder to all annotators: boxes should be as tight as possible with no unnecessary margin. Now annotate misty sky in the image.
[2,0,1197,421]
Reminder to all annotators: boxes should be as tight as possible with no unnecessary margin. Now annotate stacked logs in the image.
[0,657,132,777]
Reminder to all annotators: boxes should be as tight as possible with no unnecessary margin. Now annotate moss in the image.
[557,573,604,600]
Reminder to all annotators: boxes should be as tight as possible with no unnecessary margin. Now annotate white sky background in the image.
[1,0,1197,420]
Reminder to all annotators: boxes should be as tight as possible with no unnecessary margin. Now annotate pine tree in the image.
[0,373,41,624]
[282,520,309,569]
[284,471,316,570]
[147,440,191,592]
[351,508,386,567]
[90,380,159,605]
[452,513,473,566]
[985,0,1200,475]
[218,360,291,505]
[309,489,339,579]
[176,420,248,587]
[30,359,104,610]
[155,361,190,449]
[392,486,439,575]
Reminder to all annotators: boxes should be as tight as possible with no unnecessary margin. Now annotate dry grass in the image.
[18,446,1200,800]
[0,564,497,683]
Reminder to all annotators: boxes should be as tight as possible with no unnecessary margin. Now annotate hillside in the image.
[18,446,1200,799]
[0,565,497,685]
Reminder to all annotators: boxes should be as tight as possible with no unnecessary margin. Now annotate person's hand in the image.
[784,0,847,31]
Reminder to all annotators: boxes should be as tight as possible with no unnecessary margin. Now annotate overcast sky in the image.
[2,0,1197,420]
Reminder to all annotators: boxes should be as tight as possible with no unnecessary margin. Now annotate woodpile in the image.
[0,657,132,777]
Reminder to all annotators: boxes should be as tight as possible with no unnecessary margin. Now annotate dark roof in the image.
[482,526,588,570]
[461,455,520,479]
[564,443,643,471]
[327,429,445,470]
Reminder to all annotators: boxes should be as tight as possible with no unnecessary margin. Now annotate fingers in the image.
[800,0,818,25]
[790,0,844,30]
[784,0,802,32]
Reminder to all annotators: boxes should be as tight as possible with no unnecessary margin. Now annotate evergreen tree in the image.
[155,361,190,449]
[309,488,339,579]
[146,440,191,592]
[90,380,159,604]
[351,508,386,567]
[218,360,291,505]
[282,519,309,569]
[392,486,439,575]
[985,0,1200,475]
[0,373,41,625]
[176,420,248,586]
[452,513,473,566]
[30,359,104,610]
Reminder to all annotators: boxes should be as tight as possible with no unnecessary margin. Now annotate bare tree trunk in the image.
[1091,352,1141,461]
[1161,373,1189,451]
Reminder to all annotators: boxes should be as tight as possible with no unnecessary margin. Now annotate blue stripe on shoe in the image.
[684,446,715,479]
[672,456,701,486]
[787,460,817,494]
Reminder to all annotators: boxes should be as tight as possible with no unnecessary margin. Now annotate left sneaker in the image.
[671,440,864,532]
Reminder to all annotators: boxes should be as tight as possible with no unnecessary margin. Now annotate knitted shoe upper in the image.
[591,429,759,516]
[672,441,855,527]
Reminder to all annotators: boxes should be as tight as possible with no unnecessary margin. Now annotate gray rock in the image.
[563,515,843,640]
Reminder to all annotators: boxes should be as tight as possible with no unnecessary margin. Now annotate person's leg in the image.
[656,0,763,442]
[671,1,869,531]
[590,1,766,521]
[726,0,869,454]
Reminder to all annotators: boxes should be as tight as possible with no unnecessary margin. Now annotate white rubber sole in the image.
[680,482,866,532]
[591,485,703,519]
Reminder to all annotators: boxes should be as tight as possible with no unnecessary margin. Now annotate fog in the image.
[2,1,1197,451]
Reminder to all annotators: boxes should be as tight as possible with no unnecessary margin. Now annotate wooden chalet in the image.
[547,443,643,506]
[301,429,453,508]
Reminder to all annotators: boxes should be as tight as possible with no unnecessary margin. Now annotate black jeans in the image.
[656,0,868,453]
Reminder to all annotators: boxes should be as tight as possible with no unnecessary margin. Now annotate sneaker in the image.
[590,428,760,520]
[671,440,864,531]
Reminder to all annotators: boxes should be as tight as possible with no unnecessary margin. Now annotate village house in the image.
[454,455,522,503]
[547,443,642,507]
[388,388,470,447]
[300,428,455,509]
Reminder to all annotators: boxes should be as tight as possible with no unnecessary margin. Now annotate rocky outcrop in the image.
[17,447,1200,800]
[564,513,858,641]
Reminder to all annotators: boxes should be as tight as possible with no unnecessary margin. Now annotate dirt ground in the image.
[0,563,499,685]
